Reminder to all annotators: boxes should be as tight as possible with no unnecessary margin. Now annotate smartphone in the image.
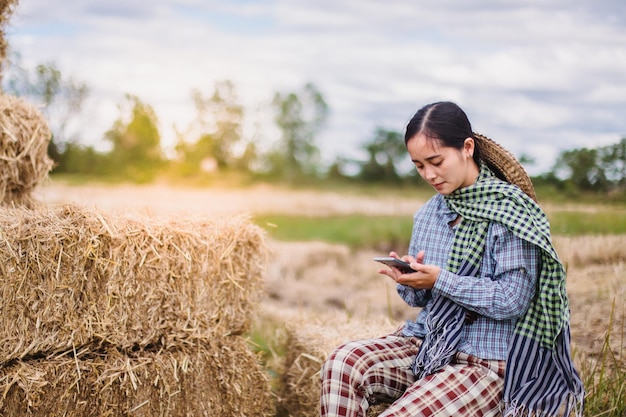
[374,256,416,273]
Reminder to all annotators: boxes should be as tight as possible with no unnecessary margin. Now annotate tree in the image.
[269,82,329,181]
[599,137,626,189]
[57,142,107,176]
[174,80,252,176]
[357,128,406,182]
[0,0,18,79]
[544,138,626,195]
[326,156,353,181]
[518,153,536,166]
[553,147,609,192]
[104,94,164,183]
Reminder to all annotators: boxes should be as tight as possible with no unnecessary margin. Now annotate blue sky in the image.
[5,0,626,175]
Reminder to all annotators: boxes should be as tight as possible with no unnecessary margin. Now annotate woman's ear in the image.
[463,137,475,158]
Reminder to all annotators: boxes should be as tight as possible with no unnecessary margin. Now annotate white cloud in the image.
[4,0,626,175]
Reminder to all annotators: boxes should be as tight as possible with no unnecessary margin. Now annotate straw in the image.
[474,132,537,202]
[0,203,269,362]
[0,337,273,416]
[0,95,53,207]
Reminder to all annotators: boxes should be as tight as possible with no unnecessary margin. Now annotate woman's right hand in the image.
[378,250,440,290]
[378,250,426,281]
[394,250,425,266]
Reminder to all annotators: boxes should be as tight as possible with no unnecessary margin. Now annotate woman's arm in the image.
[431,224,540,320]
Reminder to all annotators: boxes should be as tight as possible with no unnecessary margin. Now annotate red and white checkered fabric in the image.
[320,332,505,417]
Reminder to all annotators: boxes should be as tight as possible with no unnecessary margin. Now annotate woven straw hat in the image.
[473,133,537,202]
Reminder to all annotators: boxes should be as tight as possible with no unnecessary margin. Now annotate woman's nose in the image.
[423,165,436,180]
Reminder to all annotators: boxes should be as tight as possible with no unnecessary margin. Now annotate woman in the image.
[320,101,584,417]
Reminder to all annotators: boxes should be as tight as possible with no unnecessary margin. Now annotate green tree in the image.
[357,128,405,182]
[175,80,249,175]
[58,142,107,176]
[599,137,626,189]
[553,147,609,192]
[326,156,353,181]
[519,153,536,166]
[269,82,329,181]
[104,94,164,183]
[0,0,18,79]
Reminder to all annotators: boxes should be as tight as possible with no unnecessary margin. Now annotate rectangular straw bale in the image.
[0,203,268,362]
[0,336,273,417]
[261,306,397,417]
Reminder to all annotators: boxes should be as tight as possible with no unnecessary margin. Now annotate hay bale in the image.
[261,306,397,417]
[0,203,268,362]
[0,337,273,416]
[0,95,53,207]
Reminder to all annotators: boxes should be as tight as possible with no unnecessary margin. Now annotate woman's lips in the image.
[433,182,445,190]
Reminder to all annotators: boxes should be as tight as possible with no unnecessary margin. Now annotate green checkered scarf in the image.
[445,164,568,349]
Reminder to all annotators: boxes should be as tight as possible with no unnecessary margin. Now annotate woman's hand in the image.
[377,250,440,289]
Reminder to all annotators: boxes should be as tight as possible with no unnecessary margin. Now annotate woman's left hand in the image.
[377,250,440,289]
[392,263,440,289]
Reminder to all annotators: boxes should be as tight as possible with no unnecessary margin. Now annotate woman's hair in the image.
[404,101,481,165]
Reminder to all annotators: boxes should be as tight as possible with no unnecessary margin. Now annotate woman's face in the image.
[406,133,479,195]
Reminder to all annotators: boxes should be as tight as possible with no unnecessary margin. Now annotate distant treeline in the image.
[2,57,625,199]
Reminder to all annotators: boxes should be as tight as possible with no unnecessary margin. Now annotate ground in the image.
[34,180,626,364]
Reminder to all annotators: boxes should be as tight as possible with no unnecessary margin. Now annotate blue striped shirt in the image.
[399,193,540,360]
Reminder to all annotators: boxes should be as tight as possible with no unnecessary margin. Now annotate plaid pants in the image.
[320,332,505,417]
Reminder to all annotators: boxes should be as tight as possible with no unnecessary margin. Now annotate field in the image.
[34,180,625,414]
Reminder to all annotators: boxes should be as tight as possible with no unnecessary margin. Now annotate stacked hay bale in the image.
[0,95,53,207]
[0,205,273,416]
[260,305,397,417]
[0,84,273,412]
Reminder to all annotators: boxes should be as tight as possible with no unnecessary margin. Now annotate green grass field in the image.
[254,208,626,249]
[255,214,412,249]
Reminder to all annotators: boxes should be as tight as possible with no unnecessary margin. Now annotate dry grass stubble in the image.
[264,240,416,322]
[267,236,626,360]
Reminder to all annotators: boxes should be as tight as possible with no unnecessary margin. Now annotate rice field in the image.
[28,181,626,416]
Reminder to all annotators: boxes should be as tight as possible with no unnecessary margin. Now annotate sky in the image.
[4,0,626,175]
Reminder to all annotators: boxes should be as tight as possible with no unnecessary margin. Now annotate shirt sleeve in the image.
[432,223,540,321]
[399,196,442,308]
[397,285,431,307]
